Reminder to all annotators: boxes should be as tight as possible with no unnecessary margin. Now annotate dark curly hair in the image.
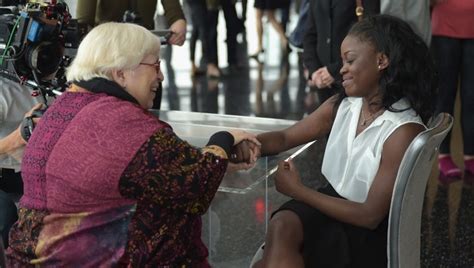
[335,14,437,124]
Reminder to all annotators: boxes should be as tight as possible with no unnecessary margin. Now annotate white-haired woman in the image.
[6,22,258,267]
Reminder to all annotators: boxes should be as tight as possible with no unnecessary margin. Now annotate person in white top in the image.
[380,0,432,46]
[250,15,437,267]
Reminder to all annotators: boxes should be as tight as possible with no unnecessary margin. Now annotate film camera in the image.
[0,0,86,101]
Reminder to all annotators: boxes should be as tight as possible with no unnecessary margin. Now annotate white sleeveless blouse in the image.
[321,97,424,203]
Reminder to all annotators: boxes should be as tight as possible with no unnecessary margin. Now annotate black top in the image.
[254,0,290,10]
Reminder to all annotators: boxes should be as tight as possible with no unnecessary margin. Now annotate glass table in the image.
[151,110,321,267]
[152,110,314,194]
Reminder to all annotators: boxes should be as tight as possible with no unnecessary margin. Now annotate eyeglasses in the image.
[139,60,161,74]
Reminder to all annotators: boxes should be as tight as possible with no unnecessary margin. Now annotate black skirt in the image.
[272,184,388,267]
[254,0,290,10]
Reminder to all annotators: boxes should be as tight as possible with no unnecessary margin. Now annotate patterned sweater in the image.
[7,91,227,267]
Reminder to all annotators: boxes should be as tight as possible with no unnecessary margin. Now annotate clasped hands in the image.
[308,66,335,89]
[226,130,304,199]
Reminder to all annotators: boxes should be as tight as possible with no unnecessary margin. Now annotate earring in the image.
[378,65,381,70]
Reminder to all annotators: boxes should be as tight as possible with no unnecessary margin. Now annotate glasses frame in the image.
[139,60,161,74]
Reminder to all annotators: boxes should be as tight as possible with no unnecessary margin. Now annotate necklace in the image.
[360,109,384,126]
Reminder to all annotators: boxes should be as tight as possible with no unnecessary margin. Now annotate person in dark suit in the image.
[76,0,186,45]
[304,0,379,104]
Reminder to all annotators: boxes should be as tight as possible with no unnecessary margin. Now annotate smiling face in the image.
[340,35,388,98]
[122,54,164,109]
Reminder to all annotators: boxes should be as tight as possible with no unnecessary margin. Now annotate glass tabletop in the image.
[152,110,314,194]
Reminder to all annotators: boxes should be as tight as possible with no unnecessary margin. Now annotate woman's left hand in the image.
[274,159,304,199]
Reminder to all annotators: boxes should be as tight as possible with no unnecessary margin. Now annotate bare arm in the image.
[0,127,25,154]
[0,103,43,154]
[276,122,425,229]
[257,95,338,156]
[161,0,186,46]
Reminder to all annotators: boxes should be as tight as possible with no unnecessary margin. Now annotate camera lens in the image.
[26,41,62,77]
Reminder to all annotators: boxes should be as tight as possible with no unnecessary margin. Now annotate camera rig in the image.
[0,0,85,104]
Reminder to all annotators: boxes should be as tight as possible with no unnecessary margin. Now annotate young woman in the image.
[252,14,437,267]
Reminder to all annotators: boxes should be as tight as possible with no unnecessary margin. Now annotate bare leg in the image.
[253,8,264,54]
[265,10,288,50]
[253,210,305,268]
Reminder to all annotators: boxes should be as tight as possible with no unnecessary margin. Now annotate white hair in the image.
[66,22,161,82]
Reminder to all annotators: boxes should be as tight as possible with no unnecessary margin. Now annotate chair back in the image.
[387,113,453,268]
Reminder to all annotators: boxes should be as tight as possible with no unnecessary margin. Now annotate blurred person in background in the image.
[431,0,474,184]
[249,0,291,58]
[76,0,186,45]
[380,0,431,45]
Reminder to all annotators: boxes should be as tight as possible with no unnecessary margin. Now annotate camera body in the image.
[0,1,86,99]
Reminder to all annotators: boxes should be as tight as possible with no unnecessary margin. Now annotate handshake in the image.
[226,130,262,172]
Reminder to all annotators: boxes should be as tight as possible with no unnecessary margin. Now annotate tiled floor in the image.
[157,9,474,267]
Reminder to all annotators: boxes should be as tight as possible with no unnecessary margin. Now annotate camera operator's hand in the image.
[0,103,44,155]
[168,19,186,46]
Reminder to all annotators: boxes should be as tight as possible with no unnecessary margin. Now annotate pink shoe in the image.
[438,156,461,185]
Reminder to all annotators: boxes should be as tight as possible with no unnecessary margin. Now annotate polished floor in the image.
[154,8,474,268]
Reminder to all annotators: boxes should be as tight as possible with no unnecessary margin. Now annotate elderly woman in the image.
[6,22,258,267]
